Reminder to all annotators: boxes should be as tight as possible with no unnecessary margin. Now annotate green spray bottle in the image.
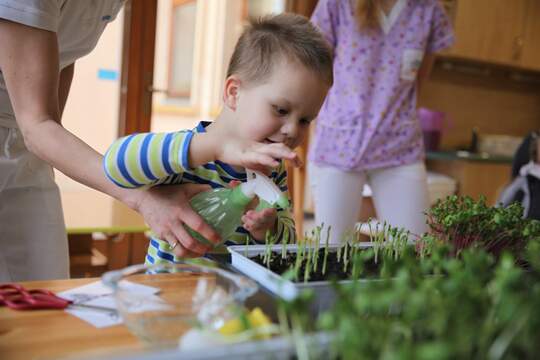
[186,170,290,246]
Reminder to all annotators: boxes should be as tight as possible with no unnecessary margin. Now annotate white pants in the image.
[308,162,429,244]
[0,126,69,281]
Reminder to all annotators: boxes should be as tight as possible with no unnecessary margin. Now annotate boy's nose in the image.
[282,120,299,139]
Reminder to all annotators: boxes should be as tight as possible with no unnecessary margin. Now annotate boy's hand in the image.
[218,139,302,172]
[241,208,278,241]
[189,133,302,172]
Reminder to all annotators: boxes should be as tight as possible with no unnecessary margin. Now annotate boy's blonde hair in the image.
[226,13,333,87]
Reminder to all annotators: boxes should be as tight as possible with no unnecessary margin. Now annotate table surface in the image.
[0,257,278,360]
[0,275,200,360]
[0,277,134,360]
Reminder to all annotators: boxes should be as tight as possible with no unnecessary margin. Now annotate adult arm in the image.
[310,0,338,49]
[58,62,74,120]
[417,53,435,95]
[0,19,219,256]
[418,0,455,95]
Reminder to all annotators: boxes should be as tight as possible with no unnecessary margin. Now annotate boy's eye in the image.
[300,117,311,125]
[273,106,289,116]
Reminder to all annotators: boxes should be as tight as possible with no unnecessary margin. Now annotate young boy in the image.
[103,13,333,264]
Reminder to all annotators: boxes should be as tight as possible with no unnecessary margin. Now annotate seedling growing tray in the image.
[228,243,376,313]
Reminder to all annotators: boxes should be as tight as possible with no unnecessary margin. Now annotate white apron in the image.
[0,127,69,281]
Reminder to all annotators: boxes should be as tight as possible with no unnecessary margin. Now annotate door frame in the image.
[118,0,158,136]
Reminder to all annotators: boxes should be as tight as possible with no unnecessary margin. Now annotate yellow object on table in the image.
[218,307,273,339]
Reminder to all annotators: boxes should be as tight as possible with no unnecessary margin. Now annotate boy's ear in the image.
[223,76,241,111]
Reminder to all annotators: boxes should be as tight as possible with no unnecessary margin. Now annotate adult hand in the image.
[134,183,220,258]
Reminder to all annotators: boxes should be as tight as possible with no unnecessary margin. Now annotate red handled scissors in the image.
[0,283,69,310]
[0,283,117,315]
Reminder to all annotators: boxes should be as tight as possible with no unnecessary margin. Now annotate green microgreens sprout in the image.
[264,230,276,268]
[351,251,359,279]
[368,219,374,243]
[350,229,362,279]
[370,221,381,263]
[312,226,321,273]
[309,229,315,264]
[281,227,289,260]
[262,229,270,265]
[294,239,305,281]
[343,235,350,273]
[304,243,312,283]
[382,222,389,254]
[350,229,359,274]
[306,235,313,277]
[322,225,331,276]
[351,248,359,280]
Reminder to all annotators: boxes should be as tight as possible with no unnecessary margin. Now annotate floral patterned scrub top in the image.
[309,0,454,171]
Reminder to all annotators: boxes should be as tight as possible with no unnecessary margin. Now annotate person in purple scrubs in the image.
[308,0,454,243]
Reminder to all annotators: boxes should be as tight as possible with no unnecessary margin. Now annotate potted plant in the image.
[421,195,540,263]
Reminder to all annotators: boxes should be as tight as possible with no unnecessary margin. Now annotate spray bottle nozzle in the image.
[239,170,290,210]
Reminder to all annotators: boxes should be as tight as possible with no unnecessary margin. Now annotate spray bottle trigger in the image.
[255,199,273,211]
[255,196,289,211]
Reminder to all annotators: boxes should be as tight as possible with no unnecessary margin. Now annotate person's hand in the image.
[133,184,221,257]
[241,208,278,241]
[217,138,302,173]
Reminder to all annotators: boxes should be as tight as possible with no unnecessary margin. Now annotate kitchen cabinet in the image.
[521,0,540,71]
[443,0,540,72]
[426,156,511,206]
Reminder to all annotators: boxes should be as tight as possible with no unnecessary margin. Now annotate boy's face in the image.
[225,58,329,150]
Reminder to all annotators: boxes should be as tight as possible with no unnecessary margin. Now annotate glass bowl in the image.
[101,260,258,348]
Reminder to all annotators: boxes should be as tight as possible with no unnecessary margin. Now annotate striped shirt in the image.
[103,121,295,265]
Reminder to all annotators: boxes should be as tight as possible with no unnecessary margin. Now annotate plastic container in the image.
[228,244,375,315]
[102,261,258,348]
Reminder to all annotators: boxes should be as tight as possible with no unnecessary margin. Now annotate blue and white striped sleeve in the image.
[103,130,194,188]
[273,161,297,243]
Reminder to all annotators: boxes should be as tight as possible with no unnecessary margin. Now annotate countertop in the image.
[426,150,513,164]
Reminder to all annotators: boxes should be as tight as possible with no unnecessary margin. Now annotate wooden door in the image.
[448,0,527,67]
[288,0,318,15]
[115,0,158,268]
[118,0,158,136]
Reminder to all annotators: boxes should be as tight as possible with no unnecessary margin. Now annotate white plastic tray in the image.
[228,243,374,303]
